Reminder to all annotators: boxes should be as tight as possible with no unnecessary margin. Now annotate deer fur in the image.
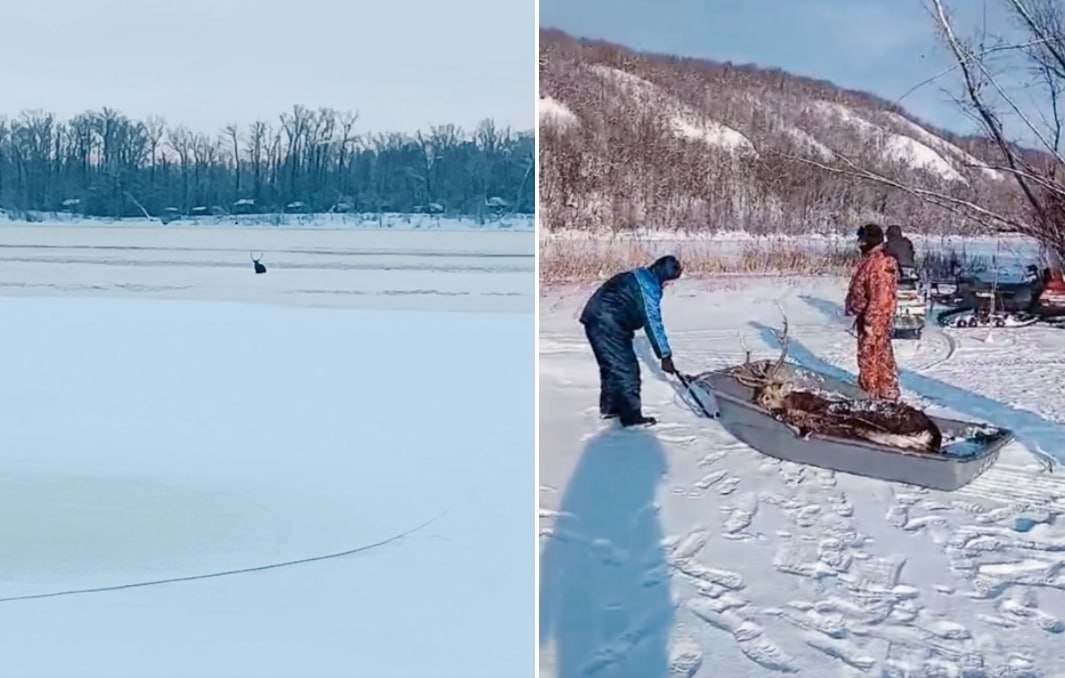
[732,313,942,454]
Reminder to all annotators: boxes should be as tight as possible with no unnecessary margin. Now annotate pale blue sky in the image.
[0,0,534,135]
[540,0,1028,138]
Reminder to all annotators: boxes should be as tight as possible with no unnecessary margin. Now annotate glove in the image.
[661,356,677,375]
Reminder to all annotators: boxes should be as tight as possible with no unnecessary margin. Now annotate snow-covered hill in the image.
[539,30,1025,235]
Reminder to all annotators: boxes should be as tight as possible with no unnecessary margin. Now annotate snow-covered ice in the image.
[0,224,533,313]
[540,276,1065,676]
[0,221,533,677]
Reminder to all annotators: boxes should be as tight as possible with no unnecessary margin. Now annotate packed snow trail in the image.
[540,277,1065,677]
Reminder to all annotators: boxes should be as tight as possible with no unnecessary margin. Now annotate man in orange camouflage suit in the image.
[845,223,900,400]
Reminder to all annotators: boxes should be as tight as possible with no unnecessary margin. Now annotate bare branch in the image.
[776,149,1032,235]
[928,0,1053,227]
[1006,0,1065,77]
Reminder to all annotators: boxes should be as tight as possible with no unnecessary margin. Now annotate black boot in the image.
[599,393,616,420]
[620,414,657,427]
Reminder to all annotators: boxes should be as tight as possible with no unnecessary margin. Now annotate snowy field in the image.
[0,222,533,677]
[540,276,1065,677]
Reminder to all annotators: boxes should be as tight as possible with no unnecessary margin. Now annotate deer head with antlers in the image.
[726,309,943,453]
[251,252,267,274]
[731,310,792,411]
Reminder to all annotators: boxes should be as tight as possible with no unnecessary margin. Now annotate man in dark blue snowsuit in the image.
[579,255,683,427]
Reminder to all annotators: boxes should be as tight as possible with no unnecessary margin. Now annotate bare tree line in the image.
[538,28,1035,236]
[0,105,534,220]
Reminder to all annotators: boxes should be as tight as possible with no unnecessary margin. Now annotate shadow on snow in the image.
[539,426,674,678]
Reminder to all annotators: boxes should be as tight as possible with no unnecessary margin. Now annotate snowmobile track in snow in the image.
[917,324,958,371]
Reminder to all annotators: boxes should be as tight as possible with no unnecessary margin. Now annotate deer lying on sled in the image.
[729,315,943,454]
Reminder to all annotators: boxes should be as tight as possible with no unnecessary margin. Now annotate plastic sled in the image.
[686,361,1013,491]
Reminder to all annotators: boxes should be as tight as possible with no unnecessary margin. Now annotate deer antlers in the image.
[767,304,790,382]
[250,252,264,262]
[739,331,753,365]
[732,306,792,390]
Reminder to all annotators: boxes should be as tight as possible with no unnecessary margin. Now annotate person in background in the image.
[845,224,900,400]
[885,224,916,271]
[579,255,683,427]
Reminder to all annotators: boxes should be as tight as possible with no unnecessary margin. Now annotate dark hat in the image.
[649,255,683,282]
[857,223,884,247]
[886,224,903,238]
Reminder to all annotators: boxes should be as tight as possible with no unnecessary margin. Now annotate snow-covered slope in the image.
[810,101,974,184]
[540,96,580,129]
[539,30,1023,233]
[543,61,997,186]
[881,111,1003,181]
[589,65,756,156]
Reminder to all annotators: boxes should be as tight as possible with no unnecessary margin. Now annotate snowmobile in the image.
[934,265,1065,329]
[674,317,1013,491]
[1034,268,1065,322]
[892,265,927,339]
